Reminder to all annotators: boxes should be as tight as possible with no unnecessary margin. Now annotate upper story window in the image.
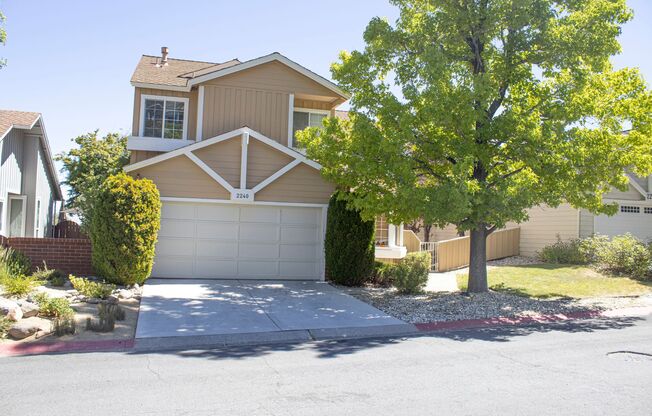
[140,95,189,140]
[292,108,328,147]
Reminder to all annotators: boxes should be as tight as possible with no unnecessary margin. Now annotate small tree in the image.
[57,131,130,230]
[325,192,375,286]
[300,0,652,292]
[90,173,161,285]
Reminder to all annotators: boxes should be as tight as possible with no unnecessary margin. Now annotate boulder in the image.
[0,297,22,321]
[19,301,39,318]
[118,289,133,299]
[32,286,68,299]
[8,317,52,339]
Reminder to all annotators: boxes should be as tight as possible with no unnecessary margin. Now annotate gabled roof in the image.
[130,52,350,99]
[0,110,63,200]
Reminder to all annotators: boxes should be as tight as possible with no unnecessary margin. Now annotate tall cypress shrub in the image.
[325,192,375,285]
[90,172,161,285]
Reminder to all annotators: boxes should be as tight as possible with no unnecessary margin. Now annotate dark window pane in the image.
[164,101,185,139]
[143,99,164,137]
[292,111,310,144]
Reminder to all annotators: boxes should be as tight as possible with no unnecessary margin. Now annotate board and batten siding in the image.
[32,145,56,237]
[132,87,198,140]
[255,164,334,204]
[193,137,242,188]
[0,128,24,197]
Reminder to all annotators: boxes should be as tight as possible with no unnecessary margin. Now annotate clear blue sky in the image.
[1,0,651,164]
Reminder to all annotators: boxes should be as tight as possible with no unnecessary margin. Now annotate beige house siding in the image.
[246,139,293,189]
[129,155,230,199]
[193,137,242,188]
[255,164,334,204]
[604,184,645,201]
[579,209,595,238]
[132,87,198,139]
[517,204,579,257]
[201,86,290,145]
[432,224,460,241]
[130,150,163,164]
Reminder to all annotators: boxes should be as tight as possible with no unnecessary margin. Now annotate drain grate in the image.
[606,351,652,362]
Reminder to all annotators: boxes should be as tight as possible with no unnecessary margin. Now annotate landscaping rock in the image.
[32,286,69,299]
[8,317,52,339]
[0,297,22,321]
[105,295,119,304]
[19,301,39,318]
[66,289,79,296]
[118,289,133,299]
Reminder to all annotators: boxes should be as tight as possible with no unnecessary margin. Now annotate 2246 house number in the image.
[231,189,254,202]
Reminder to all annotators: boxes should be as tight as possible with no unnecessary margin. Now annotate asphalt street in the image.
[1,314,651,415]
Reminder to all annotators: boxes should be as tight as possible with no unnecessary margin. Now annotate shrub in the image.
[53,316,76,336]
[393,252,430,294]
[32,293,74,318]
[32,267,66,287]
[0,316,11,339]
[324,192,375,286]
[0,247,31,277]
[594,234,651,280]
[86,303,125,333]
[90,172,161,285]
[0,273,42,297]
[578,235,610,264]
[370,261,398,286]
[69,275,115,299]
[538,237,586,264]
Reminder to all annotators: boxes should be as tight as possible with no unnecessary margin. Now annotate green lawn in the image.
[456,264,652,298]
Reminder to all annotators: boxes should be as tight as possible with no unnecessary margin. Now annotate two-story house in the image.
[124,48,406,280]
[0,110,63,238]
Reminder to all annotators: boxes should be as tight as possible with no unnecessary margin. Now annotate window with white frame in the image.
[620,205,640,213]
[292,109,328,147]
[375,216,389,247]
[141,95,188,140]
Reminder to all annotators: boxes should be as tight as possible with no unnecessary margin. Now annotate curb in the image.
[0,339,134,357]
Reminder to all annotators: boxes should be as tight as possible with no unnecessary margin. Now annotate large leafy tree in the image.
[0,9,7,68]
[56,131,130,229]
[299,0,652,292]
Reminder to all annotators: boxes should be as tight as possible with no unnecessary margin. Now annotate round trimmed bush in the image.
[90,172,161,285]
[324,192,375,286]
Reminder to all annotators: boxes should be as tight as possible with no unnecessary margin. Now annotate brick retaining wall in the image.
[1,237,94,276]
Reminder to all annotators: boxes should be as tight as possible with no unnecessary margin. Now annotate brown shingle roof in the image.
[130,55,241,88]
[0,110,41,139]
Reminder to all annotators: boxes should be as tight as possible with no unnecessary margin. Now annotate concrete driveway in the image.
[135,279,409,344]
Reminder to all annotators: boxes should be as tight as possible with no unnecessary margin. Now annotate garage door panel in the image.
[196,204,239,221]
[280,244,318,260]
[156,238,195,257]
[159,220,195,238]
[281,227,319,243]
[195,240,238,258]
[595,209,652,242]
[239,223,279,241]
[238,242,279,259]
[162,203,195,220]
[238,260,279,276]
[195,260,238,277]
[154,202,323,280]
[240,206,279,223]
[280,261,318,277]
[196,222,238,239]
[281,207,320,225]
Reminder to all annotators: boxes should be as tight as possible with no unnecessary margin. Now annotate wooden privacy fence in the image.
[405,227,520,272]
[54,220,86,239]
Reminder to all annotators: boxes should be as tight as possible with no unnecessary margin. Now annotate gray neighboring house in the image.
[0,110,63,238]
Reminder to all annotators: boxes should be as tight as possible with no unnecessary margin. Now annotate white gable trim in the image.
[124,127,321,172]
[130,82,189,92]
[627,174,648,199]
[184,152,235,193]
[252,159,301,193]
[188,53,350,99]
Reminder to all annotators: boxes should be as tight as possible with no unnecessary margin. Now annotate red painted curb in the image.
[0,339,134,357]
[414,310,603,332]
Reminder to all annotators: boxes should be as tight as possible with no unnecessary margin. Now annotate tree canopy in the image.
[0,10,7,68]
[56,131,130,229]
[298,0,652,291]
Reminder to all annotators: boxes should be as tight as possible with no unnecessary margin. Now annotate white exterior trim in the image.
[626,174,648,199]
[287,93,294,148]
[294,107,331,115]
[375,246,408,259]
[139,94,190,140]
[124,127,322,172]
[240,131,249,189]
[602,199,652,205]
[7,195,27,238]
[159,196,328,208]
[251,159,301,193]
[196,85,205,141]
[131,82,189,92]
[127,136,195,152]
[187,53,349,99]
[184,152,235,193]
[0,197,5,236]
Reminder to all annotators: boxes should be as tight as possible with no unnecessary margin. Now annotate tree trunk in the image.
[467,227,488,293]
[423,224,432,242]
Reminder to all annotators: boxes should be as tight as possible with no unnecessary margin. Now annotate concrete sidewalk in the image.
[135,279,415,350]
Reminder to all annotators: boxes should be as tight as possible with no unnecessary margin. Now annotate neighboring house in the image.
[124,48,406,280]
[419,174,652,257]
[0,110,63,238]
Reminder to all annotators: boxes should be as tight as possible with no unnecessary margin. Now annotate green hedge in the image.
[90,172,161,285]
[324,192,375,286]
[393,252,430,294]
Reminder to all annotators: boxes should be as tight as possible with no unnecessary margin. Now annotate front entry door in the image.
[8,197,26,237]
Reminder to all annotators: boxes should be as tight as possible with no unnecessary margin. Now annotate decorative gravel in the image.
[340,286,652,324]
[487,256,542,267]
